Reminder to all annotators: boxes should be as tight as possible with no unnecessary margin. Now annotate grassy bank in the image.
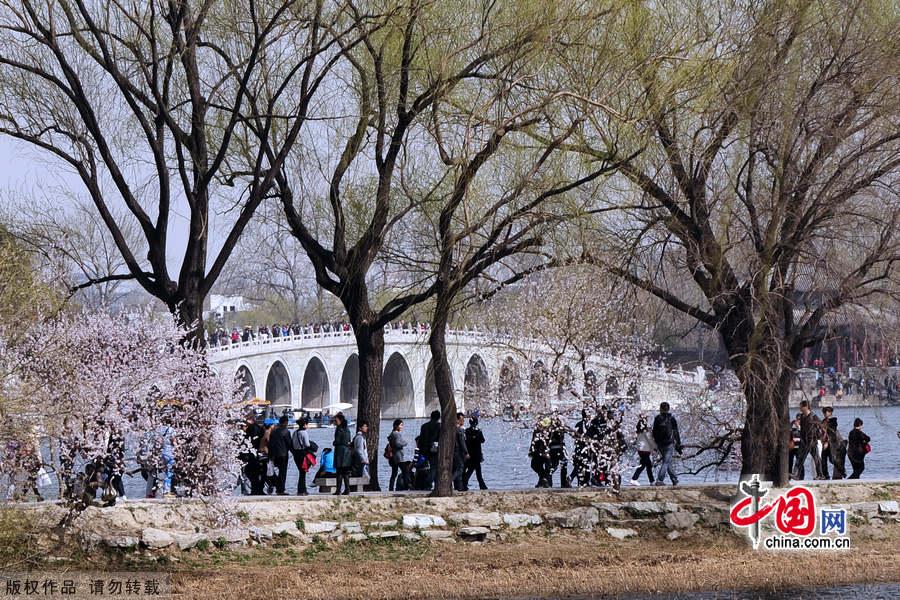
[4,482,898,599]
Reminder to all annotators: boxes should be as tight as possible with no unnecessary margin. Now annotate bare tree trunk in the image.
[354,324,385,491]
[733,351,794,486]
[168,292,206,348]
[428,309,457,497]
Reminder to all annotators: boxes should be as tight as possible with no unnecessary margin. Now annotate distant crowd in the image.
[205,320,438,347]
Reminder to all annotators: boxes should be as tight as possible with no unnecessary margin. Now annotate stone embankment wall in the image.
[19,483,900,553]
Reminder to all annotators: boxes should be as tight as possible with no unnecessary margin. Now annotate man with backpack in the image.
[291,417,317,495]
[418,410,441,490]
[652,402,682,486]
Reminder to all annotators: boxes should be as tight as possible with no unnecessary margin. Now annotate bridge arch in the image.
[301,355,330,410]
[383,352,415,418]
[557,364,574,402]
[498,356,522,411]
[264,360,292,411]
[463,354,490,412]
[235,364,257,401]
[584,370,598,399]
[425,359,457,414]
[529,360,551,407]
[339,354,359,418]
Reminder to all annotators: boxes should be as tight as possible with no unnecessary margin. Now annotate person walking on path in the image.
[291,417,315,495]
[332,413,352,495]
[418,410,441,490]
[821,407,846,479]
[792,400,824,480]
[847,418,871,479]
[353,421,370,481]
[529,419,553,488]
[463,416,488,490]
[453,412,470,492]
[268,415,292,495]
[548,415,571,488]
[388,419,412,491]
[652,402,682,486]
[630,415,656,486]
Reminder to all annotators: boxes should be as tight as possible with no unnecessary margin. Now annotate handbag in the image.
[864,443,872,454]
[383,440,394,461]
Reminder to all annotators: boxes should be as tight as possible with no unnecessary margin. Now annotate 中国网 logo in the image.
[729,474,850,550]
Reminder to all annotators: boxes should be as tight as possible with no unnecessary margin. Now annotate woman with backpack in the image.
[387,419,412,491]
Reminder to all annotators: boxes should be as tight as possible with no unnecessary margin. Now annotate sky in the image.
[0,135,220,277]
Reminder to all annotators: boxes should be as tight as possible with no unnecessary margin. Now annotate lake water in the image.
[15,405,899,500]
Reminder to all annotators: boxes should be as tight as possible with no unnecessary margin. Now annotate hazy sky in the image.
[0,135,224,276]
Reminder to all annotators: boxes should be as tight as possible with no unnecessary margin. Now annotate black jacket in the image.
[419,419,441,455]
[268,426,292,459]
[465,426,485,462]
[847,429,870,459]
[652,412,682,449]
[454,426,469,464]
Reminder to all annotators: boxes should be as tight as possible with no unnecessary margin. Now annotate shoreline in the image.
[4,482,897,599]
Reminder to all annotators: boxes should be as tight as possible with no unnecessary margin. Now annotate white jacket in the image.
[635,430,657,453]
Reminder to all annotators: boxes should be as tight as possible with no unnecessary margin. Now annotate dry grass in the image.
[168,528,900,599]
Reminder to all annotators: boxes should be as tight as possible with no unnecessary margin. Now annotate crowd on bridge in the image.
[202,320,520,349]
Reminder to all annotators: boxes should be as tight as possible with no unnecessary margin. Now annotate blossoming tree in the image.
[4,310,243,515]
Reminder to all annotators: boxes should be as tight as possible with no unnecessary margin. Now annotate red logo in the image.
[729,475,817,548]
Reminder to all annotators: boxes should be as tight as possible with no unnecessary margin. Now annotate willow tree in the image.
[566,0,900,483]
[0,0,355,340]
[274,0,578,488]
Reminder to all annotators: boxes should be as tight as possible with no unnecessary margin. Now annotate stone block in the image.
[368,530,400,539]
[249,526,273,542]
[544,507,600,530]
[303,521,339,534]
[623,501,666,517]
[422,530,454,539]
[878,501,899,515]
[605,527,637,540]
[347,533,368,542]
[458,526,490,541]
[666,531,681,541]
[502,513,543,529]
[141,528,174,549]
[369,520,398,529]
[591,503,623,518]
[104,535,139,549]
[448,512,502,527]
[341,522,363,533]
[207,528,249,545]
[664,512,699,530]
[271,521,302,538]
[402,514,447,529]
[173,532,207,551]
[401,532,421,541]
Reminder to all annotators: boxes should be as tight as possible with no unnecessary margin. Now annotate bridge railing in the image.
[207,325,705,387]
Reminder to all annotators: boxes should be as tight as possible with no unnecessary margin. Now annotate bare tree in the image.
[273,0,575,488]
[0,0,357,340]
[11,196,143,309]
[565,0,900,483]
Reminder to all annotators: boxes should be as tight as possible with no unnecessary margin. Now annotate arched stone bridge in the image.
[207,327,705,419]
